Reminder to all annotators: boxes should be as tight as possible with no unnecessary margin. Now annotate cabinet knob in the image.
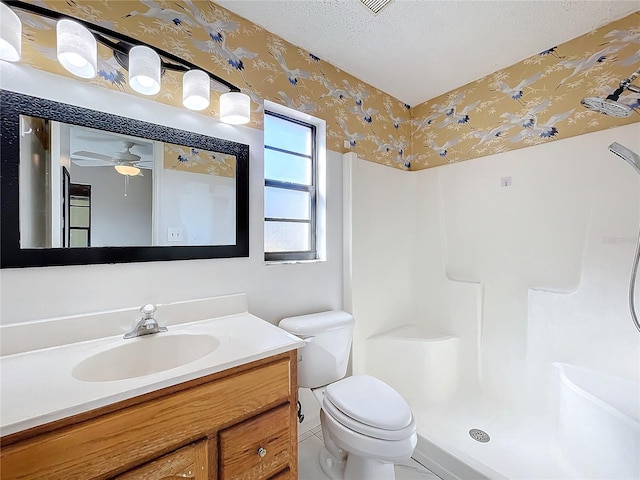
[257,447,267,458]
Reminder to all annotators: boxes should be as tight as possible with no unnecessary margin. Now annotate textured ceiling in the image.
[214,0,639,106]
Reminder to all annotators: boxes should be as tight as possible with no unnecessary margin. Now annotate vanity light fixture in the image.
[1,0,251,124]
[0,2,21,62]
[219,91,251,125]
[182,69,210,111]
[128,45,161,95]
[56,19,97,79]
[114,164,141,177]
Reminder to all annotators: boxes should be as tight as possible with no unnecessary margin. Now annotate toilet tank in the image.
[279,311,355,389]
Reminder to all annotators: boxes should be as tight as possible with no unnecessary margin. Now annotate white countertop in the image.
[0,312,304,437]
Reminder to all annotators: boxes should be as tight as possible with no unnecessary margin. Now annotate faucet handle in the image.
[140,303,157,318]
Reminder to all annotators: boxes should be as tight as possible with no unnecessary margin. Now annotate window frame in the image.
[264,108,321,262]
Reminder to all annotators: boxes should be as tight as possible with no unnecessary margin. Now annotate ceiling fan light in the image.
[56,19,97,78]
[219,92,250,125]
[114,164,140,176]
[129,45,160,95]
[0,3,21,62]
[183,69,210,111]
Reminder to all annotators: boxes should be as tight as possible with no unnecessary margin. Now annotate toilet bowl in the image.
[318,375,417,479]
[279,311,417,480]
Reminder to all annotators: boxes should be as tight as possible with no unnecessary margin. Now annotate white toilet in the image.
[279,311,417,480]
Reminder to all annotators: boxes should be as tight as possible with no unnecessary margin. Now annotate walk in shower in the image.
[344,122,640,479]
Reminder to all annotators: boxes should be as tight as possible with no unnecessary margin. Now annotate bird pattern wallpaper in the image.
[163,141,236,177]
[11,1,640,171]
[412,13,640,168]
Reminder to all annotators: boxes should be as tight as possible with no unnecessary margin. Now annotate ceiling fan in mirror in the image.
[71,141,152,177]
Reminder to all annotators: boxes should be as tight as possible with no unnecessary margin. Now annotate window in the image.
[264,106,324,262]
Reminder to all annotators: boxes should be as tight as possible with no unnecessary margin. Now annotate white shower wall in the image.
[349,122,640,409]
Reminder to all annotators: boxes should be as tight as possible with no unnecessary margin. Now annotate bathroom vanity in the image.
[0,295,303,480]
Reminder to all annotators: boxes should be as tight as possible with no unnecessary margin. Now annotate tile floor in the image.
[298,426,441,480]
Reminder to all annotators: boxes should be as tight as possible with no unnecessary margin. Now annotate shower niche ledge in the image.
[367,324,460,404]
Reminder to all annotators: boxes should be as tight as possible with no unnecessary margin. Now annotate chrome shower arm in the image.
[621,66,640,86]
[615,66,640,96]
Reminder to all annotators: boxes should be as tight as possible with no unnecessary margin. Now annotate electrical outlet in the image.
[500,176,512,187]
[167,227,184,242]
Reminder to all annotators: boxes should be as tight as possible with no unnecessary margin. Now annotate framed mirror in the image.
[1,90,249,268]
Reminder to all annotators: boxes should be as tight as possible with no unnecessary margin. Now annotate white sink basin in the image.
[72,333,219,382]
[1,303,306,437]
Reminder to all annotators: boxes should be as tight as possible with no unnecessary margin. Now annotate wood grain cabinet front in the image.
[115,440,210,480]
[219,404,291,480]
[0,352,297,480]
[268,469,294,480]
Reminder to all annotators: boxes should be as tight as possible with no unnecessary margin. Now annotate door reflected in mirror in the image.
[19,116,237,249]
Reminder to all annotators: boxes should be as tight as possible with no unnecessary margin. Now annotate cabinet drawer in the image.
[115,440,209,480]
[269,469,293,480]
[219,405,291,480]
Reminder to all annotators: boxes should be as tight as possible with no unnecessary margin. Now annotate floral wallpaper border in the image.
[410,11,640,169]
[10,1,640,171]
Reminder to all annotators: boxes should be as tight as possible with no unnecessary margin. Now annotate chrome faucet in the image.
[124,304,168,339]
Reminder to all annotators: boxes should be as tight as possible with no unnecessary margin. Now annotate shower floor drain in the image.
[469,428,490,443]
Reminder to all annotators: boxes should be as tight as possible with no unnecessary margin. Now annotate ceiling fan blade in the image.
[71,158,115,167]
[135,161,154,169]
[72,150,114,161]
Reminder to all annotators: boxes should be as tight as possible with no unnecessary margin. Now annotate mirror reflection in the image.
[19,116,237,249]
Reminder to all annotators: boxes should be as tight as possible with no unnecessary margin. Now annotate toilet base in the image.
[344,454,395,480]
[319,446,345,480]
[319,445,396,480]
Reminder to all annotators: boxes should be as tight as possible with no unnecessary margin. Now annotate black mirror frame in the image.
[1,90,249,268]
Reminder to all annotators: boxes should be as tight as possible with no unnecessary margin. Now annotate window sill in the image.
[265,258,325,266]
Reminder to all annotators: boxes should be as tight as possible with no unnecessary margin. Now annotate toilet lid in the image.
[323,396,416,441]
[324,375,413,431]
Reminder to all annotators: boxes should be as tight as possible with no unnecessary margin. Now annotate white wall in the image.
[71,164,153,247]
[345,155,415,373]
[159,169,235,246]
[346,157,419,372]
[349,122,640,408]
[0,64,343,326]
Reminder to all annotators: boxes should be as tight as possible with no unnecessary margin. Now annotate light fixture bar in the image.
[3,0,241,93]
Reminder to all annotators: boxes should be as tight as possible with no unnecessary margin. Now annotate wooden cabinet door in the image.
[219,405,291,480]
[114,440,209,480]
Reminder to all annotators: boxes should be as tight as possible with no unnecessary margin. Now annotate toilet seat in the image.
[323,395,416,441]
[321,409,417,463]
[323,374,416,441]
